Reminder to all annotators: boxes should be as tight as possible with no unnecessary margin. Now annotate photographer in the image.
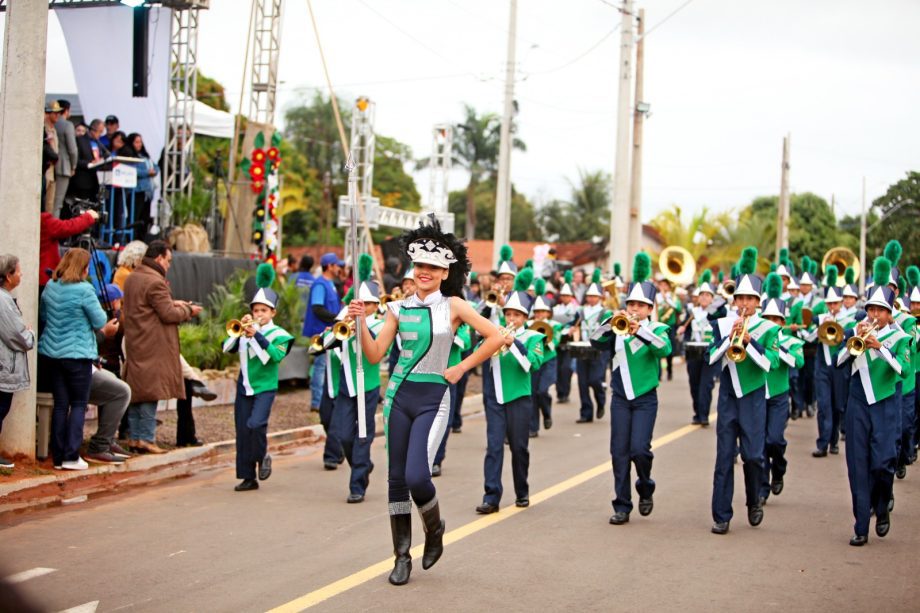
[39,208,98,288]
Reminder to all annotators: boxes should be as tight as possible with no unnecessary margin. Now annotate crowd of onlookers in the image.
[42,100,158,243]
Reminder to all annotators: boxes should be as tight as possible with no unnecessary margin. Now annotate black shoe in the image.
[234,479,259,491]
[515,498,529,508]
[748,503,764,527]
[849,534,868,547]
[896,465,907,479]
[790,411,799,421]
[830,445,839,455]
[771,478,784,496]
[543,417,553,430]
[176,439,205,448]
[711,521,730,535]
[189,380,218,401]
[691,418,702,425]
[557,397,569,404]
[812,449,828,458]
[888,496,895,513]
[596,406,605,420]
[475,502,499,514]
[451,427,462,434]
[324,461,338,470]
[876,512,890,538]
[388,514,412,585]
[431,464,442,477]
[609,511,629,525]
[337,456,345,465]
[576,418,593,424]
[637,497,653,516]
[529,431,539,438]
[347,493,365,504]
[258,454,272,481]
[419,500,445,570]
[700,421,710,428]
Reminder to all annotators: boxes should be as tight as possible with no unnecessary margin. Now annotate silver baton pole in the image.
[346,155,367,440]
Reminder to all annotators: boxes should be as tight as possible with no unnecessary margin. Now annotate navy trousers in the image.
[898,389,916,469]
[556,348,574,401]
[530,357,557,433]
[483,394,531,505]
[233,380,276,480]
[433,381,458,466]
[319,390,343,464]
[760,391,790,500]
[815,357,849,451]
[844,380,898,537]
[577,352,607,420]
[789,367,801,415]
[48,357,94,466]
[386,380,449,509]
[331,387,379,495]
[712,374,766,523]
[609,386,658,514]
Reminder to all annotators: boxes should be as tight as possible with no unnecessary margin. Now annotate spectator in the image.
[53,100,78,218]
[39,209,99,288]
[43,101,62,213]
[0,255,35,469]
[112,240,147,290]
[70,118,105,204]
[39,249,112,470]
[120,133,157,239]
[286,253,298,276]
[75,123,88,138]
[99,115,119,151]
[572,268,587,303]
[302,252,343,412]
[109,131,126,156]
[382,257,402,293]
[292,254,315,305]
[122,240,201,454]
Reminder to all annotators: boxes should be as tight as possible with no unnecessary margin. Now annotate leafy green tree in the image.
[448,177,540,241]
[866,171,920,265]
[373,135,421,211]
[746,192,841,261]
[537,169,611,243]
[649,203,736,270]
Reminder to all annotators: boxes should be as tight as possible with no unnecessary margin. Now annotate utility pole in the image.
[627,8,646,264]
[493,0,518,267]
[608,0,635,274]
[859,176,867,295]
[775,134,791,260]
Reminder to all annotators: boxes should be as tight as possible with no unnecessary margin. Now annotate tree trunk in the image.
[465,177,477,240]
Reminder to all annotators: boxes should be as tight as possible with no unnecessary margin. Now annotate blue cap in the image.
[98,283,123,303]
[320,252,345,267]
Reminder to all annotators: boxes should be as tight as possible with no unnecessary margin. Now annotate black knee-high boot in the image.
[389,514,412,585]
[419,498,445,570]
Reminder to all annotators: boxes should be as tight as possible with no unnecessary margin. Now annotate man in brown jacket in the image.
[122,241,201,453]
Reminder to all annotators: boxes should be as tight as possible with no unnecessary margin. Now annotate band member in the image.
[677,270,720,426]
[758,273,804,503]
[591,252,671,525]
[656,276,681,381]
[790,259,820,418]
[222,263,294,492]
[906,266,920,462]
[529,278,560,436]
[836,256,911,546]
[477,268,545,513]
[709,247,780,535]
[348,215,502,586]
[575,269,611,423]
[552,270,579,403]
[311,308,346,470]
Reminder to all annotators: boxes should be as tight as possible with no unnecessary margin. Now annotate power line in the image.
[640,0,697,40]
[525,25,619,76]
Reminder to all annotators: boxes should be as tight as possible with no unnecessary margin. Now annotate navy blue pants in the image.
[898,389,916,469]
[530,357,557,433]
[610,388,658,514]
[331,387,379,495]
[577,353,607,420]
[815,357,849,451]
[48,357,93,466]
[789,367,801,415]
[234,380,276,480]
[433,381,458,466]
[386,380,449,510]
[712,374,766,523]
[319,390,343,464]
[556,349,574,401]
[483,394,531,505]
[761,391,790,500]
[844,380,898,537]
[686,353,718,424]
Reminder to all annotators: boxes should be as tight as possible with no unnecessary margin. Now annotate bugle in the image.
[226,315,260,338]
[817,318,844,346]
[310,334,325,352]
[846,319,878,356]
[485,288,505,309]
[611,312,639,336]
[727,309,750,363]
[333,319,356,341]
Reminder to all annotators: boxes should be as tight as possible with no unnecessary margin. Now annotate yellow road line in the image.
[267,419,711,612]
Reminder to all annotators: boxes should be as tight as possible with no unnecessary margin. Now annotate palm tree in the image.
[650,204,736,271]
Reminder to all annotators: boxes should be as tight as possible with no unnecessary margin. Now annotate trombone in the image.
[817,317,844,346]
[529,320,555,345]
[727,309,751,363]
[846,319,878,356]
[611,312,639,336]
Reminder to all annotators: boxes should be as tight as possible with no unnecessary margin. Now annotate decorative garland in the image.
[239,131,282,263]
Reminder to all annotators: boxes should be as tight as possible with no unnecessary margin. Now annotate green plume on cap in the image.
[514,266,534,292]
[779,247,789,263]
[358,253,373,283]
[256,262,276,289]
[906,265,920,288]
[784,258,796,276]
[718,271,724,283]
[632,252,652,283]
[564,269,573,284]
[873,257,892,288]
[844,266,855,285]
[614,262,622,277]
[826,266,838,288]
[499,244,513,263]
[810,259,819,276]
[800,256,811,276]
[764,272,783,300]
[884,240,903,267]
[730,264,739,279]
[699,269,712,285]
[738,247,758,275]
[534,278,546,295]
[591,268,602,284]
[769,263,777,273]
[898,276,907,295]
[342,286,354,306]
[470,271,478,282]
[524,258,533,269]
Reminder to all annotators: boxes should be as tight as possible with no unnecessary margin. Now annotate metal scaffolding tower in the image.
[248,0,283,126]
[427,124,452,214]
[338,97,378,261]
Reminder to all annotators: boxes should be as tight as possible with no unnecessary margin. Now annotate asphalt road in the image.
[2,367,919,612]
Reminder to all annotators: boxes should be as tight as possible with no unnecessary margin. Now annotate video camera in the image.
[66,195,108,226]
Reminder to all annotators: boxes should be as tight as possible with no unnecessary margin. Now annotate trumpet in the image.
[333,319,356,341]
[611,312,639,336]
[529,320,555,344]
[817,317,844,346]
[721,279,736,299]
[493,323,517,356]
[727,309,751,363]
[485,288,505,309]
[310,334,325,352]
[846,319,878,356]
[226,315,261,338]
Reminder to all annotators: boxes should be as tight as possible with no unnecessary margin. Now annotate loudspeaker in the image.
[132,7,149,98]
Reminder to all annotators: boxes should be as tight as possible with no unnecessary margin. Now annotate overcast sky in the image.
[23,0,920,224]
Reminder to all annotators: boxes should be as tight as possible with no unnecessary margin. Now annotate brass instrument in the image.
[727,309,751,363]
[333,319,356,341]
[602,279,621,311]
[226,315,260,338]
[801,307,814,328]
[529,320,555,344]
[721,279,736,298]
[485,288,505,309]
[822,247,860,287]
[658,245,697,286]
[912,308,920,318]
[493,323,517,356]
[846,319,878,356]
[611,312,638,336]
[817,317,844,345]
